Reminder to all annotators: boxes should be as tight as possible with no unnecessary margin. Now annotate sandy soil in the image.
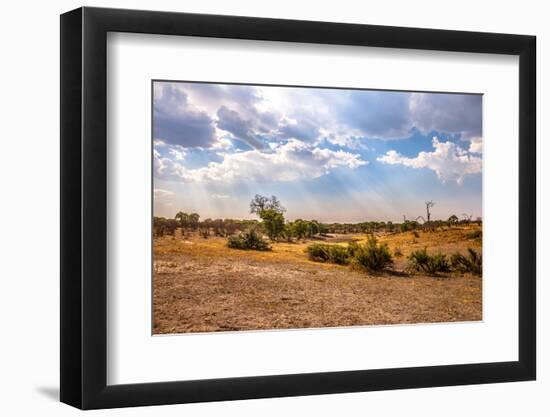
[153,227,482,334]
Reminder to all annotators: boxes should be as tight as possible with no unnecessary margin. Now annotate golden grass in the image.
[153,226,482,334]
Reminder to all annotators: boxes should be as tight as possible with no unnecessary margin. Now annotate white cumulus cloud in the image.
[377,137,481,184]
[155,139,366,184]
[468,136,483,154]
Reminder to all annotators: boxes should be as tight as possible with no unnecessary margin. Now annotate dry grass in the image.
[153,226,482,334]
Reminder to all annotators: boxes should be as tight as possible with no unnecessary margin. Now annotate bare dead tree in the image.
[425,201,435,223]
[462,213,473,225]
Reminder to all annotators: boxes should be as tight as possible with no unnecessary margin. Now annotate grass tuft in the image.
[408,248,450,275]
[451,248,482,275]
[352,236,393,273]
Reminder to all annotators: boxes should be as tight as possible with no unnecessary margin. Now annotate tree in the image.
[448,214,459,227]
[282,223,295,242]
[292,219,308,240]
[462,213,473,225]
[249,194,286,240]
[318,223,329,236]
[258,208,285,240]
[250,194,286,215]
[306,220,320,238]
[154,216,178,237]
[425,201,435,222]
[188,213,200,230]
[175,211,188,229]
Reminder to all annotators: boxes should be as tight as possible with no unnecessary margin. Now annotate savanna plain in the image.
[153,214,482,334]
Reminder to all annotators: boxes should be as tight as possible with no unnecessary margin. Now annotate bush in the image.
[227,228,271,251]
[306,243,350,264]
[408,248,450,274]
[306,243,331,262]
[451,248,482,275]
[346,241,361,257]
[328,245,350,265]
[353,236,393,272]
[466,230,482,240]
[307,238,393,272]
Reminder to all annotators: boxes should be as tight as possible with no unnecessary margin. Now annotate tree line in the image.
[153,194,481,239]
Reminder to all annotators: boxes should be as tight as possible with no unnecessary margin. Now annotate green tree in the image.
[448,214,459,227]
[188,213,200,230]
[258,208,285,240]
[175,211,188,228]
[292,219,308,239]
[306,220,320,238]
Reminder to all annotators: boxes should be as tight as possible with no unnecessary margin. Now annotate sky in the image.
[153,81,482,223]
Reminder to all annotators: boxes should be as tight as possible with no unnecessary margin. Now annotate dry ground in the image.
[153,227,482,334]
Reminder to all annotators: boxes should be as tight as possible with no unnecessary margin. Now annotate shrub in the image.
[306,243,350,264]
[346,241,361,257]
[353,236,393,272]
[451,248,482,276]
[408,248,450,274]
[306,243,331,262]
[328,245,350,265]
[227,228,271,251]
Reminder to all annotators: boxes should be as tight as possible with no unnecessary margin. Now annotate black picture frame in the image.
[60,6,536,410]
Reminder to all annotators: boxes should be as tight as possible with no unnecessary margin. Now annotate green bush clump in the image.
[306,243,331,262]
[328,245,350,265]
[451,248,482,276]
[306,243,350,264]
[352,236,393,272]
[408,248,450,274]
[307,238,393,272]
[227,228,271,251]
[346,241,361,257]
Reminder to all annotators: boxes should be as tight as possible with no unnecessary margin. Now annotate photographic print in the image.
[152,81,483,335]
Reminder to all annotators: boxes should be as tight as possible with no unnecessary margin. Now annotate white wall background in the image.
[0,0,546,415]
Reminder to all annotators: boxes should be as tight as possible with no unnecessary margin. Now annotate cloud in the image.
[409,93,482,139]
[153,188,175,199]
[277,118,320,142]
[468,136,483,154]
[154,149,189,181]
[154,82,483,153]
[377,137,481,184]
[216,106,266,149]
[335,91,482,141]
[168,146,186,161]
[177,83,282,149]
[155,139,366,184]
[153,83,217,148]
[338,91,413,139]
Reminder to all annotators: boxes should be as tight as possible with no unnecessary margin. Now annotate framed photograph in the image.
[60,6,536,409]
